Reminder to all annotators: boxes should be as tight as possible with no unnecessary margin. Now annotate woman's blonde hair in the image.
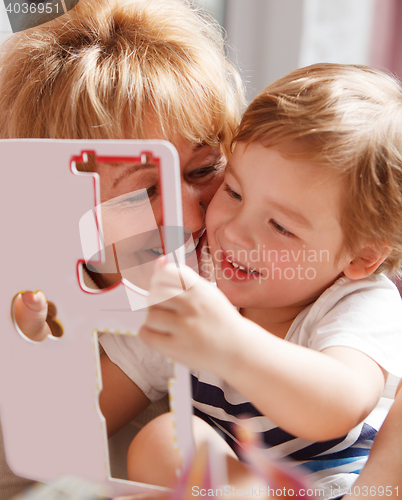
[234,63,402,276]
[0,0,243,155]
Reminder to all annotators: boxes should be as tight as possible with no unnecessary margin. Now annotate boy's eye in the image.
[223,183,242,200]
[270,219,294,237]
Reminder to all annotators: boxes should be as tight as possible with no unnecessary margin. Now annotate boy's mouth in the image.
[223,253,261,277]
[227,257,261,275]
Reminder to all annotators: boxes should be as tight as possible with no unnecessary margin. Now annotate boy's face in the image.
[206,141,353,311]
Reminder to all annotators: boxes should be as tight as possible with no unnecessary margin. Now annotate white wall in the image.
[225,0,304,103]
[299,0,376,68]
[224,0,377,103]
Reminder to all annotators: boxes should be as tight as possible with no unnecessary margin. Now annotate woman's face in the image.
[90,135,226,289]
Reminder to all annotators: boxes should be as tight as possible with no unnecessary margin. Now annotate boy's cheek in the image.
[204,203,217,232]
[205,190,228,226]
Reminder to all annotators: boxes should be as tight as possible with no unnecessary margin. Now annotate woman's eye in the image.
[223,183,242,200]
[120,185,158,205]
[270,219,294,237]
[189,165,219,178]
[189,157,226,179]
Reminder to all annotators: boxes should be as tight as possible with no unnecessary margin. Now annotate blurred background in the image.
[195,0,402,104]
[1,0,402,104]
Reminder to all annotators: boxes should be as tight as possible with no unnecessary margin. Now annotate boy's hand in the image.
[13,291,52,342]
[139,262,244,374]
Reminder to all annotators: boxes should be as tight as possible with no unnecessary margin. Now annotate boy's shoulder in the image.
[288,273,402,342]
[319,273,400,308]
[288,274,402,378]
[309,273,402,322]
[328,272,398,292]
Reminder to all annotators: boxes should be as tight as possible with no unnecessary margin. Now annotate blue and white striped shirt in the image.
[191,275,402,499]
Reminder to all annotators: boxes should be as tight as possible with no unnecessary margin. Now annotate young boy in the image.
[125,63,402,498]
[0,0,243,496]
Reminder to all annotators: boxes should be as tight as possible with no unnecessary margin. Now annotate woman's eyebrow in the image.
[192,142,220,153]
[192,142,205,151]
[112,162,158,189]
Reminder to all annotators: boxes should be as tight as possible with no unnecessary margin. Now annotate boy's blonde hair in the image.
[0,0,243,156]
[234,63,402,276]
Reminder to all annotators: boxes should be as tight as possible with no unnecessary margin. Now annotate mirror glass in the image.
[76,152,198,293]
[76,151,195,481]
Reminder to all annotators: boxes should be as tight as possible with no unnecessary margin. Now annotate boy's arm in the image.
[100,354,151,437]
[214,327,386,441]
[14,291,151,437]
[140,264,386,442]
[346,380,402,499]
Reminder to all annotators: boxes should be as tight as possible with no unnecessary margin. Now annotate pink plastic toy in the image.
[0,139,195,497]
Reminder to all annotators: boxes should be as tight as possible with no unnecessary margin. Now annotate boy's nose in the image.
[222,213,255,250]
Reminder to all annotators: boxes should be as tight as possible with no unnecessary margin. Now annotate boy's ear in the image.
[343,243,392,280]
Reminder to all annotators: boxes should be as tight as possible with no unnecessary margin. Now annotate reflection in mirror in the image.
[75,151,194,482]
[76,152,198,292]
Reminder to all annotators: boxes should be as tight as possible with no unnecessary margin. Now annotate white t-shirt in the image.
[99,273,402,499]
